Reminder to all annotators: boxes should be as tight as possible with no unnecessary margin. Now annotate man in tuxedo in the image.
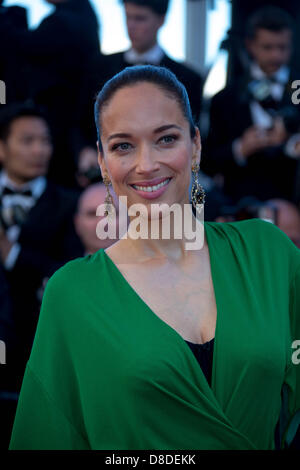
[0,259,15,450]
[75,0,203,181]
[202,6,300,204]
[0,102,81,389]
[110,0,203,123]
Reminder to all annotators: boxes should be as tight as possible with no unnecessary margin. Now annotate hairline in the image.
[0,113,50,142]
[96,80,195,151]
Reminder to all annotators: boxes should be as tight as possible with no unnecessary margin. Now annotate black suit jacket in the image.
[202,73,300,203]
[0,5,28,102]
[3,181,81,386]
[0,0,100,102]
[0,0,101,186]
[0,262,13,356]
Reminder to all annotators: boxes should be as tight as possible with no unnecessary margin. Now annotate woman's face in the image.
[97,82,201,215]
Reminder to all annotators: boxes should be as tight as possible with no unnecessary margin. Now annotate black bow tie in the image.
[2,186,33,197]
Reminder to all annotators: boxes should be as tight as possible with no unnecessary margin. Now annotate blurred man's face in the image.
[0,117,52,184]
[125,3,165,53]
[246,28,292,75]
[75,187,120,253]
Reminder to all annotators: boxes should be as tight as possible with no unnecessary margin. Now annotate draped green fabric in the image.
[9,219,300,450]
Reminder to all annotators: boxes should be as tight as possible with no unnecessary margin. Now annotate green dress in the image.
[9,219,300,450]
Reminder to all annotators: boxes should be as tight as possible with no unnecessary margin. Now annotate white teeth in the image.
[133,178,170,192]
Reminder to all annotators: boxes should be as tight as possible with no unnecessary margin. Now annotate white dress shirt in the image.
[232,63,292,165]
[124,43,164,65]
[249,63,289,128]
[0,171,47,269]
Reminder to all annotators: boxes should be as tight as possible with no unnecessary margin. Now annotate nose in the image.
[32,141,44,156]
[135,143,160,174]
[32,139,52,160]
[271,46,286,63]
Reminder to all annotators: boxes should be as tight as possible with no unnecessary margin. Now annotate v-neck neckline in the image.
[101,221,222,392]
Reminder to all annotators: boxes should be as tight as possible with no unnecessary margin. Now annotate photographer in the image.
[202,6,300,204]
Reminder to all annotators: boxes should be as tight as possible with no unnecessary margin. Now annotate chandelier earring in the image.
[191,162,206,214]
[103,174,115,218]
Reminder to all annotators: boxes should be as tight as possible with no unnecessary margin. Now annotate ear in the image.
[192,127,201,168]
[97,141,108,180]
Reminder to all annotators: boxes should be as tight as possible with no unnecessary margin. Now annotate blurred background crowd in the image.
[0,0,300,449]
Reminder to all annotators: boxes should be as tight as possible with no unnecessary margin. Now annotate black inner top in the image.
[184,338,215,386]
[184,337,300,449]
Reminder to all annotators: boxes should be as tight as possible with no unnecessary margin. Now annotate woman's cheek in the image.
[169,148,191,172]
[106,155,129,181]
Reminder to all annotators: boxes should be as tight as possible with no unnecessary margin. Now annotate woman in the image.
[9,66,300,450]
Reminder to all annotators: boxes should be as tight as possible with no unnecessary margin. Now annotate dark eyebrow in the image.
[154,124,182,134]
[107,133,132,143]
[107,125,182,143]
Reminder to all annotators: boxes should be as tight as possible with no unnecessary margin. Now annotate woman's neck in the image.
[121,204,205,262]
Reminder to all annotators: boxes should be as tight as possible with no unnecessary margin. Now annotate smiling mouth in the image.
[130,178,171,193]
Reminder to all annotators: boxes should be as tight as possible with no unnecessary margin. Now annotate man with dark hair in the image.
[122,0,169,15]
[245,5,293,42]
[202,5,300,205]
[73,0,203,182]
[0,102,81,390]
[120,0,170,52]
[244,6,293,78]
[110,0,203,123]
